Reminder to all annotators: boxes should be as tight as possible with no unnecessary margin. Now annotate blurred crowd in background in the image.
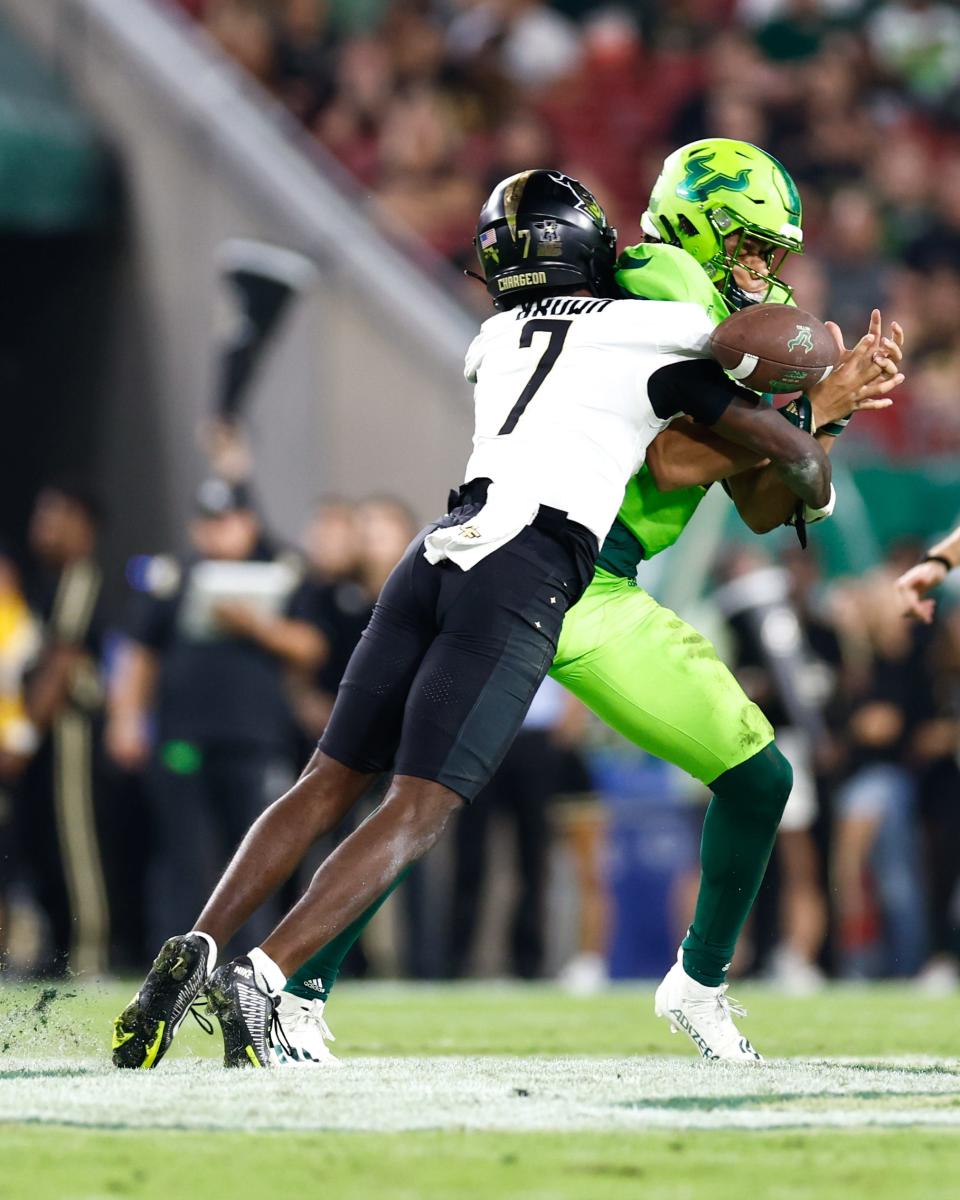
[175,0,960,457]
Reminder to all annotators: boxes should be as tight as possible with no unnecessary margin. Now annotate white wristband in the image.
[801,483,836,524]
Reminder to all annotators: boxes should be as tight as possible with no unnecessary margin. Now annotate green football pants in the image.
[550,568,774,785]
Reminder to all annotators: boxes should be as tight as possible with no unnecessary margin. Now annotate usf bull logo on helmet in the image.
[641,138,803,309]
[475,170,618,308]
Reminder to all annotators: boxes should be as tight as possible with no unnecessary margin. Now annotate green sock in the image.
[283,868,410,1003]
[682,743,793,987]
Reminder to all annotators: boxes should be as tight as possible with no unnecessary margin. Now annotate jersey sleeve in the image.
[652,301,715,356]
[647,358,757,426]
[464,331,485,383]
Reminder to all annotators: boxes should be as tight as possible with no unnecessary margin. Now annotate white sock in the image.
[248,947,287,996]
[187,930,218,976]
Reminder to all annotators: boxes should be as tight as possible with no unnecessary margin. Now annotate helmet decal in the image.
[676,150,751,203]
[533,219,563,257]
[547,171,608,229]
[759,148,802,217]
[502,171,533,241]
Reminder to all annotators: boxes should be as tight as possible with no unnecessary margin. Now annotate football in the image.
[710,303,840,394]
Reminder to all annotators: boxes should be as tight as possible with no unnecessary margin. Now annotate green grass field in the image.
[2,979,960,1199]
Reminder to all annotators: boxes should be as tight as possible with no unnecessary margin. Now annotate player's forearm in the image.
[246,616,327,669]
[711,397,832,510]
[772,451,831,511]
[927,526,960,570]
[26,646,82,731]
[646,421,765,491]
[109,642,158,724]
[730,432,837,534]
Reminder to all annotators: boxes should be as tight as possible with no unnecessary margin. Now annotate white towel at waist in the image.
[422,481,540,571]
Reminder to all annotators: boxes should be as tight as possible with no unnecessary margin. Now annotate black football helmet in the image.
[474,170,618,307]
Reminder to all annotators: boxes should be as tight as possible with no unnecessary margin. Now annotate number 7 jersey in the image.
[462,294,721,545]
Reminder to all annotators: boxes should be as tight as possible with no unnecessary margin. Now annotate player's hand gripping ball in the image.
[710,304,839,394]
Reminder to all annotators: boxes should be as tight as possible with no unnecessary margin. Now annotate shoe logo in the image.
[235,966,253,979]
[739,1038,761,1060]
[302,977,324,994]
[668,1008,719,1060]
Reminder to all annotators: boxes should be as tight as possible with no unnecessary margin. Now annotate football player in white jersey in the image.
[113,170,831,1069]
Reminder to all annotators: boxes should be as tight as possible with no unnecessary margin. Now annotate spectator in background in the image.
[16,484,108,976]
[551,692,609,995]
[0,548,41,965]
[291,496,367,742]
[867,0,960,111]
[105,480,327,953]
[292,493,418,744]
[272,0,338,124]
[203,0,275,84]
[830,546,954,978]
[717,546,833,991]
[286,493,420,983]
[823,188,891,339]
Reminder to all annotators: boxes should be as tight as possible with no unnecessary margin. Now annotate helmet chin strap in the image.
[725,281,765,310]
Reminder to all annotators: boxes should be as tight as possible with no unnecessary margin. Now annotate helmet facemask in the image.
[708,215,796,308]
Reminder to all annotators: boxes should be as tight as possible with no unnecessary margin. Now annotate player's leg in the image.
[273,865,413,1066]
[286,570,774,1045]
[551,570,790,1058]
[207,526,578,1065]
[284,867,411,1005]
[113,531,439,1069]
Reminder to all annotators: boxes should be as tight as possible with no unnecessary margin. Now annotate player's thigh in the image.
[396,533,572,802]
[553,583,773,784]
[321,530,439,775]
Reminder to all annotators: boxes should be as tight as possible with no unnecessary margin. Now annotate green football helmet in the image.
[641,138,803,308]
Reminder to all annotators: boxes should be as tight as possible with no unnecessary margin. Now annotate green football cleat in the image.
[112,933,215,1069]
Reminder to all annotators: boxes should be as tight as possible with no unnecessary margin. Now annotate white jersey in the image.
[460,294,715,544]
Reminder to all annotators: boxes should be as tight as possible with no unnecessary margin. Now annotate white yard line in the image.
[3,1056,960,1133]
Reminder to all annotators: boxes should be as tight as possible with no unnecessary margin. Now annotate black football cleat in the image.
[112,933,214,1069]
[204,957,281,1068]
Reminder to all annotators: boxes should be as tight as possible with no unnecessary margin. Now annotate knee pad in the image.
[710,743,793,824]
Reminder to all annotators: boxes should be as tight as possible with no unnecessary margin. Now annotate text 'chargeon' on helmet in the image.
[641,138,804,308]
[475,170,618,308]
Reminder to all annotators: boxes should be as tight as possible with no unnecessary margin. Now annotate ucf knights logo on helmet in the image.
[474,170,618,307]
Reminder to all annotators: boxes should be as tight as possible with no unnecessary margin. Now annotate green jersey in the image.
[596,243,729,578]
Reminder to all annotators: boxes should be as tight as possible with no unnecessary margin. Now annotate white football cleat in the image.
[270,992,341,1067]
[654,952,762,1062]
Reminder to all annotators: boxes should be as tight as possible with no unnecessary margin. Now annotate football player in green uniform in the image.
[265,139,902,1065]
